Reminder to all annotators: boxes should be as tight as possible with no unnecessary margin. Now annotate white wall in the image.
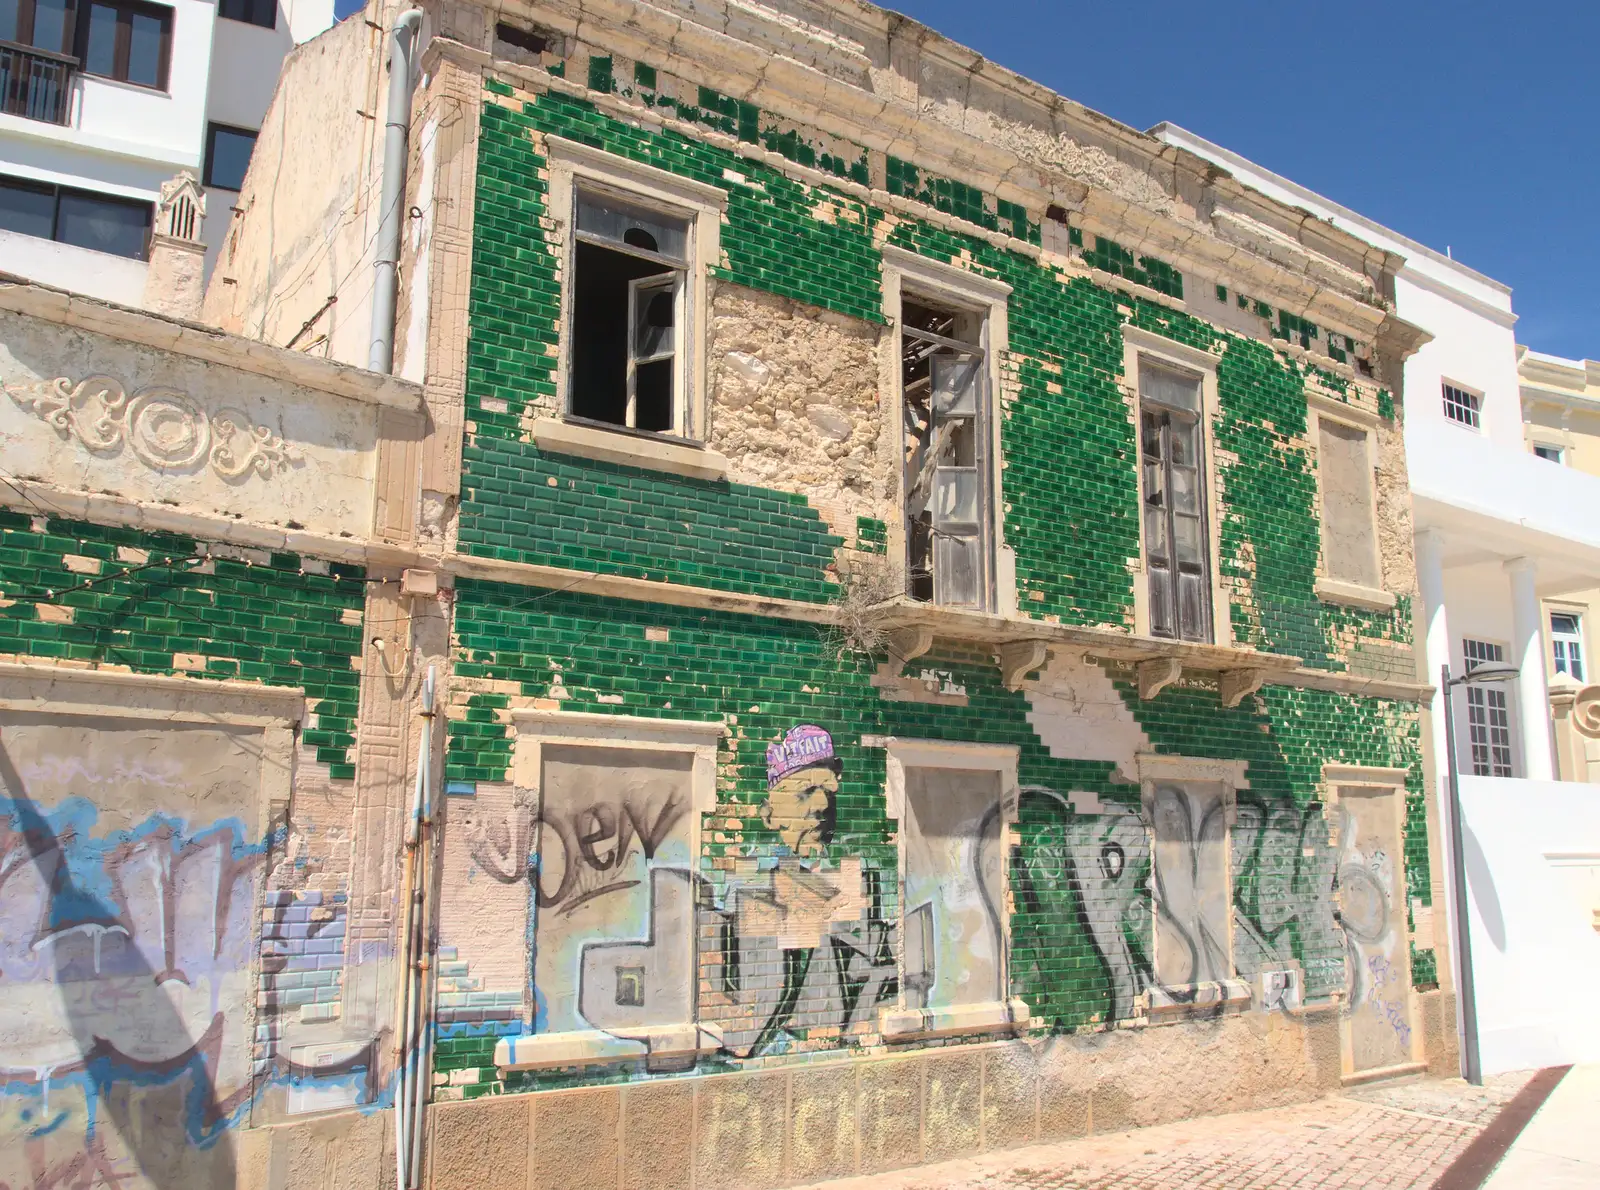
[1394,274,1522,450]
[0,230,147,306]
[206,15,294,130]
[1456,776,1600,1074]
[74,0,217,172]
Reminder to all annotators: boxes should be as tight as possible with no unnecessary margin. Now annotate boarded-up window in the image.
[1150,783,1231,987]
[902,766,1004,1010]
[1317,419,1380,588]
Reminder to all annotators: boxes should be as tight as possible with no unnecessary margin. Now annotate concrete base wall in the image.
[420,1010,1344,1190]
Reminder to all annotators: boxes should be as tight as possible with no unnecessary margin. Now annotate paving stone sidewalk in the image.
[794,1071,1538,1190]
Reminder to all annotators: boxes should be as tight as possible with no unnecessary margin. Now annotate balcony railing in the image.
[0,40,77,126]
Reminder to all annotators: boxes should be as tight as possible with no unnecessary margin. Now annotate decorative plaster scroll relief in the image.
[1573,684,1600,739]
[6,374,301,481]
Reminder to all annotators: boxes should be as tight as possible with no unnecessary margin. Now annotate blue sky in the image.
[886,0,1597,359]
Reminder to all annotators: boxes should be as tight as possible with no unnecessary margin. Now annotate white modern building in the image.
[1153,122,1600,1075]
[0,0,335,308]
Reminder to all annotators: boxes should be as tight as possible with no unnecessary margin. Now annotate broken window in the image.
[903,299,989,609]
[568,189,689,435]
[1139,360,1211,642]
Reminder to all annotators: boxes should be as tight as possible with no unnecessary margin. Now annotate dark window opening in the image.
[203,122,257,191]
[903,298,988,609]
[217,0,274,29]
[1442,382,1481,429]
[1140,360,1211,643]
[493,20,547,56]
[0,171,150,258]
[74,0,170,89]
[568,189,687,435]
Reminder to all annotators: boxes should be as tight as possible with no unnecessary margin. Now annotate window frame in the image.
[546,136,724,449]
[0,171,152,259]
[72,0,173,91]
[1532,442,1566,464]
[870,734,1027,1040]
[202,121,258,192]
[1307,393,1393,612]
[1123,325,1228,646]
[1461,637,1517,778]
[1441,380,1483,431]
[881,244,1012,616]
[1133,752,1252,1018]
[1550,609,1586,683]
[493,707,725,1072]
[215,0,274,30]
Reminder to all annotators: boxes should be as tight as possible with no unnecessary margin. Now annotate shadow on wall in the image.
[1462,819,1508,953]
[0,742,238,1190]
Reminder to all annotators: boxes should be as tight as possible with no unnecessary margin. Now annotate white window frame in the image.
[1459,637,1518,778]
[541,137,726,472]
[1550,607,1586,683]
[1441,380,1483,431]
[881,245,1012,615]
[493,708,726,1072]
[1306,393,1394,612]
[1123,326,1229,646]
[865,734,1029,1039]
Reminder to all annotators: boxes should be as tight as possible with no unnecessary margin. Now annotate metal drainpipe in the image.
[368,8,424,374]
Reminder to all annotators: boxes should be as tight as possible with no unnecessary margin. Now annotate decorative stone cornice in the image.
[7,373,301,482]
[0,274,423,413]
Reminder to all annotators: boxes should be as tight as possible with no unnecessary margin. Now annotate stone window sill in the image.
[531,417,730,483]
[1314,576,1397,612]
[493,1023,723,1071]
[1146,979,1252,1022]
[878,998,1031,1041]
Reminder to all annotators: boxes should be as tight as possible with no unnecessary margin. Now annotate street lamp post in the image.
[1439,659,1519,1087]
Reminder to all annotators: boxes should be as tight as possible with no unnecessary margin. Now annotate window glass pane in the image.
[576,191,687,261]
[1170,464,1198,514]
[631,276,675,361]
[127,10,165,87]
[205,126,257,192]
[1173,513,1202,565]
[1143,505,1167,560]
[932,468,979,526]
[931,354,980,417]
[933,532,979,608]
[55,190,149,258]
[1168,417,1198,466]
[83,3,118,75]
[0,177,56,239]
[30,0,69,51]
[1,0,22,43]
[1148,565,1173,637]
[1139,361,1201,411]
[1552,613,1580,636]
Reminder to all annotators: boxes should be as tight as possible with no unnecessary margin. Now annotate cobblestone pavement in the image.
[795,1072,1538,1190]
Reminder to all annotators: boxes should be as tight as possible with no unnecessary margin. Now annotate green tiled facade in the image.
[0,511,366,775]
[435,44,1438,1102]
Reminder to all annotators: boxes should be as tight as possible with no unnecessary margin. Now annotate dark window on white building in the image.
[1463,639,1514,777]
[0,172,151,258]
[204,123,257,191]
[217,0,273,29]
[1552,613,1585,682]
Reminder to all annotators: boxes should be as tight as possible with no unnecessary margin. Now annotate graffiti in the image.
[528,745,696,1037]
[1335,789,1415,1072]
[0,722,264,1190]
[1149,784,1231,988]
[901,765,1004,1011]
[1011,789,1153,1025]
[1232,799,1344,998]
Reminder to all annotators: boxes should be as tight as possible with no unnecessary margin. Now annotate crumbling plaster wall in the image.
[202,3,387,364]
[707,281,893,525]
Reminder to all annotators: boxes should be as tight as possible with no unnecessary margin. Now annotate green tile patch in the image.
[0,512,365,775]
[1081,236,1184,299]
[457,441,844,602]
